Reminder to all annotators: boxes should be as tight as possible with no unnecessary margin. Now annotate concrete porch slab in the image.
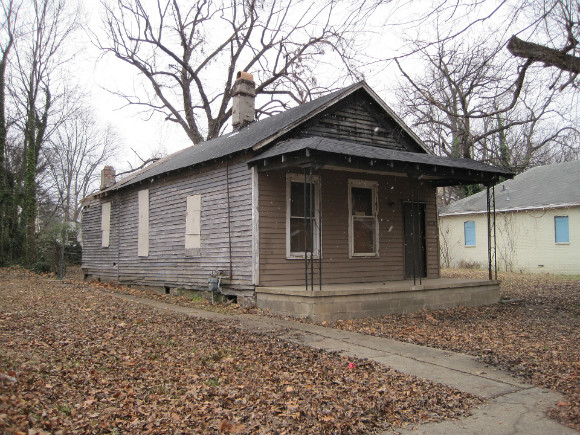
[256,278,500,321]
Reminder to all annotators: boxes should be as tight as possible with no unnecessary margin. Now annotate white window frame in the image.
[138,189,149,257]
[185,194,202,256]
[286,173,320,259]
[348,179,379,258]
[101,202,111,248]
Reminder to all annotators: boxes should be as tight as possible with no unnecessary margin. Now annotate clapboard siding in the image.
[300,94,411,150]
[82,157,254,289]
[258,169,439,286]
[81,198,119,282]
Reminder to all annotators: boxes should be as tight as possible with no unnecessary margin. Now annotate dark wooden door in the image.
[403,203,427,279]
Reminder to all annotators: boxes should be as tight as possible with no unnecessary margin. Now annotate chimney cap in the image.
[237,71,254,81]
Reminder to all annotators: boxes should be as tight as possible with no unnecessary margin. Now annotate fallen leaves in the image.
[0,267,481,435]
[331,269,580,431]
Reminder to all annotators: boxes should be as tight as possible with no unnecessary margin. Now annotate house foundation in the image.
[256,278,500,321]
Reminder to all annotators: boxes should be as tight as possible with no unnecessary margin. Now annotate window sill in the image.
[349,253,379,258]
[287,254,321,260]
[555,242,570,245]
[464,245,476,248]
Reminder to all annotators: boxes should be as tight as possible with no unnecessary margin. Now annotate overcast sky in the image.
[70,0,573,171]
[72,0,421,169]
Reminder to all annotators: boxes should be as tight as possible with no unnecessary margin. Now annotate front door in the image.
[403,203,427,279]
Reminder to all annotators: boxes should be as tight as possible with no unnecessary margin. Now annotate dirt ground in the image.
[0,267,480,435]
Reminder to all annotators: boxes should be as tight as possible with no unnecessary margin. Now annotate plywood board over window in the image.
[101,202,111,248]
[138,189,149,257]
[185,194,202,257]
[348,179,379,257]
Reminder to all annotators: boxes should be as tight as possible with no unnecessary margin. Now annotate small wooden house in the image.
[82,76,511,320]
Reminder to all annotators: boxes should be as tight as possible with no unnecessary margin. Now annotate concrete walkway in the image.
[114,293,578,435]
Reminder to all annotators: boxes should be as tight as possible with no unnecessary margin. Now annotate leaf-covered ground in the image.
[0,267,480,435]
[328,270,580,431]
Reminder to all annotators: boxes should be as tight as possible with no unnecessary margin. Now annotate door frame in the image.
[403,201,427,279]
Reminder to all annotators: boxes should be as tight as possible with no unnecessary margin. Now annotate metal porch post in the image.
[493,185,497,280]
[318,167,322,291]
[304,168,308,290]
[309,166,314,291]
[487,186,492,281]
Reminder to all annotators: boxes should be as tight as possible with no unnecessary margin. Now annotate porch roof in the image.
[248,136,513,186]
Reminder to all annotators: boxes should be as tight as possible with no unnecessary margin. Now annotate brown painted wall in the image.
[258,169,440,286]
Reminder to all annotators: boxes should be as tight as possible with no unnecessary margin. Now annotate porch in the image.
[256,278,500,321]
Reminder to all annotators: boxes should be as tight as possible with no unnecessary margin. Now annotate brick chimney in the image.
[100,166,116,190]
[231,71,255,130]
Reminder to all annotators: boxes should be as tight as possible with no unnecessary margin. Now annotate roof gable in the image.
[298,91,426,153]
[96,81,429,194]
[440,160,580,214]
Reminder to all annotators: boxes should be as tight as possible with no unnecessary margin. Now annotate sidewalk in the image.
[114,293,578,435]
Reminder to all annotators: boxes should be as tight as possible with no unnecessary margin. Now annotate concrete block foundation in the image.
[256,278,500,321]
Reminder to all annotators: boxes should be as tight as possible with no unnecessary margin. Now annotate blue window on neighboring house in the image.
[464,221,476,246]
[555,216,569,243]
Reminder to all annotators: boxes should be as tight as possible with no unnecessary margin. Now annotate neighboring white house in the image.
[439,160,580,275]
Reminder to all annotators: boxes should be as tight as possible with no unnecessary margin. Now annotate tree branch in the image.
[507,35,580,75]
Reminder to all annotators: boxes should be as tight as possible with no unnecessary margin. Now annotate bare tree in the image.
[0,0,20,264]
[44,107,118,225]
[507,0,580,90]
[395,37,578,174]
[0,0,80,264]
[95,0,376,143]
[12,0,79,262]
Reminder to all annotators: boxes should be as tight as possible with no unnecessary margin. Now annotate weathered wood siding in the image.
[258,169,439,286]
[82,157,254,289]
[299,94,420,152]
[82,198,119,282]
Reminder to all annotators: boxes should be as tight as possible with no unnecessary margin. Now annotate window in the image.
[348,180,378,257]
[286,174,319,258]
[185,194,202,256]
[101,202,111,248]
[138,189,149,257]
[464,221,476,246]
[555,216,569,243]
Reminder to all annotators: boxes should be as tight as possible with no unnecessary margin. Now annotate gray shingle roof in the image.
[248,136,511,177]
[102,82,366,192]
[440,160,580,215]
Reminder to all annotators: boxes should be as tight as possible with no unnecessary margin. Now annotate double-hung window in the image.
[555,216,569,243]
[348,180,378,257]
[286,173,319,258]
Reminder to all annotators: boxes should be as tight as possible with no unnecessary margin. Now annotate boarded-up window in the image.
[348,180,378,257]
[555,216,569,243]
[185,194,202,256]
[464,221,476,246]
[138,189,149,257]
[101,202,111,248]
[286,174,319,258]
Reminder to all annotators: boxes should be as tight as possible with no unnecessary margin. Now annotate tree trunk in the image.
[23,88,51,265]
